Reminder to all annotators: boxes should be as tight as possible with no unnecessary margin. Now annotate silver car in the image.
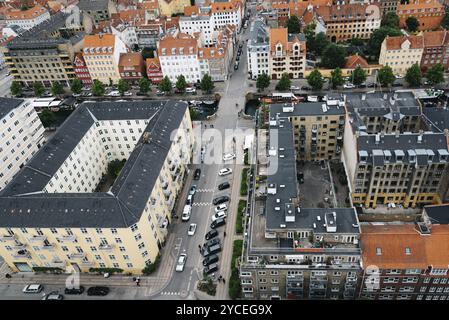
[176,253,187,272]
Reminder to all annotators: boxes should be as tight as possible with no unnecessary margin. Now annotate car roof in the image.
[27,284,41,289]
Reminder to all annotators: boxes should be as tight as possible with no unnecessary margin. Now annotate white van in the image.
[23,284,43,293]
[182,205,192,221]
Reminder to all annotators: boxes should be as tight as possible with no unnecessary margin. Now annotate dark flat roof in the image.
[0,97,23,119]
[424,204,449,225]
[270,101,345,118]
[0,100,188,228]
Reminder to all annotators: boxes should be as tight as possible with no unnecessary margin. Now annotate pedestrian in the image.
[223,231,226,237]
[223,278,226,284]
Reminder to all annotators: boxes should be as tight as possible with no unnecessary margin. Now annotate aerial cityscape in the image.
[0,0,449,305]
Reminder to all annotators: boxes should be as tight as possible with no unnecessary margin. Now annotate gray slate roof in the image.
[78,0,110,11]
[424,204,449,225]
[0,97,23,119]
[0,100,188,228]
[423,107,449,133]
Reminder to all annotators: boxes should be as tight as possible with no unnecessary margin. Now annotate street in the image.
[0,68,12,97]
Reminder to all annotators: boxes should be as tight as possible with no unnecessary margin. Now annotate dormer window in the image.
[171,48,176,55]
[162,48,166,55]
[376,247,382,256]
[405,247,411,255]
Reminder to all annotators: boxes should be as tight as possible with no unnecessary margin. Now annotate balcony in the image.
[80,261,95,267]
[12,243,27,250]
[12,250,31,260]
[28,235,47,242]
[98,244,114,251]
[49,260,66,268]
[0,235,17,241]
[40,244,55,251]
[69,253,86,260]
[56,235,77,243]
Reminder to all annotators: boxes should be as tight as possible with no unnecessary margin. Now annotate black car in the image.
[205,229,218,240]
[194,169,201,180]
[218,182,230,190]
[301,86,312,91]
[203,254,219,266]
[205,238,220,248]
[64,286,85,295]
[203,263,219,275]
[210,217,226,229]
[136,92,148,96]
[213,196,229,205]
[87,286,110,296]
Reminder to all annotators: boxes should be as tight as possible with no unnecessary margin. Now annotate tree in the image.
[443,12,449,30]
[39,109,56,127]
[92,79,105,96]
[10,81,22,97]
[176,74,187,92]
[158,76,172,93]
[377,66,395,87]
[307,32,330,56]
[321,44,346,69]
[256,73,270,92]
[275,73,291,91]
[117,79,129,95]
[405,63,422,87]
[200,74,214,93]
[307,69,324,91]
[330,67,344,89]
[351,66,367,85]
[141,47,156,60]
[285,15,300,34]
[70,78,82,94]
[426,63,445,85]
[406,16,419,32]
[51,81,64,96]
[107,159,126,178]
[108,78,113,87]
[381,12,400,29]
[139,78,151,94]
[368,27,403,58]
[33,82,45,97]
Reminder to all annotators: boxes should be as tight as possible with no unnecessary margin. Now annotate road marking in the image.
[196,189,214,193]
[192,202,211,207]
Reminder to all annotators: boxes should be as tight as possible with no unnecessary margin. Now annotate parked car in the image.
[64,286,85,295]
[213,196,229,205]
[194,169,201,180]
[205,229,218,240]
[203,254,219,267]
[189,185,197,196]
[176,253,187,272]
[87,286,109,296]
[42,291,64,300]
[123,91,133,96]
[210,218,226,229]
[290,85,300,90]
[185,87,196,94]
[343,83,355,89]
[203,263,219,275]
[107,90,120,97]
[182,205,192,221]
[186,194,194,205]
[23,284,43,294]
[218,181,230,190]
[215,203,228,212]
[222,153,236,161]
[156,90,166,96]
[188,223,197,236]
[211,211,227,222]
[202,243,221,257]
[218,168,232,176]
[301,86,312,91]
[205,238,220,248]
[395,74,404,79]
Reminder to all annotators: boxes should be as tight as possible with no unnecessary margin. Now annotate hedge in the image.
[240,168,249,196]
[235,200,247,235]
[89,267,123,274]
[142,254,161,275]
[228,240,243,299]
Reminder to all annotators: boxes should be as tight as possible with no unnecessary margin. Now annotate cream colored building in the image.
[158,0,191,17]
[379,35,424,75]
[83,34,128,85]
[0,100,193,274]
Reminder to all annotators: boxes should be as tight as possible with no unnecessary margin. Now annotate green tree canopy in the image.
[352,66,367,85]
[443,12,449,30]
[381,12,400,29]
[200,74,214,93]
[139,78,151,94]
[33,82,45,97]
[117,79,129,95]
[92,79,105,96]
[70,78,82,94]
[39,109,56,127]
[368,27,403,58]
[406,16,419,32]
[330,67,344,89]
[51,81,64,96]
[405,63,422,87]
[275,73,291,91]
[285,15,300,34]
[141,47,156,60]
[159,76,173,93]
[321,44,346,69]
[426,63,445,85]
[176,74,187,92]
[307,32,330,56]
[307,69,324,91]
[377,66,395,87]
[107,159,126,179]
[256,73,270,92]
[10,81,22,97]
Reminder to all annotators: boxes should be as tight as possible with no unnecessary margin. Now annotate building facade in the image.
[397,0,444,31]
[158,0,191,17]
[118,52,146,82]
[379,35,424,75]
[79,0,117,26]
[0,98,45,190]
[247,19,269,80]
[73,53,92,86]
[269,28,306,80]
[0,100,194,274]
[5,5,50,30]
[421,30,449,73]
[146,57,163,84]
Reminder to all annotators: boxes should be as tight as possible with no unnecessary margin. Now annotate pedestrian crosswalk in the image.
[192,202,211,207]
[160,291,181,296]
[196,188,214,193]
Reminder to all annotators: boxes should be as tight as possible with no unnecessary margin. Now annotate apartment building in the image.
[240,118,361,300]
[118,52,146,83]
[134,16,180,48]
[73,53,92,86]
[78,0,117,26]
[359,221,449,301]
[158,0,191,16]
[397,0,444,31]
[5,5,50,30]
[0,100,194,274]
[315,3,381,42]
[247,19,269,80]
[270,98,345,161]
[378,0,398,14]
[343,130,449,209]
[0,98,45,191]
[269,28,306,79]
[2,12,84,87]
[146,57,163,84]
[83,34,129,85]
[421,30,449,73]
[379,35,424,75]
